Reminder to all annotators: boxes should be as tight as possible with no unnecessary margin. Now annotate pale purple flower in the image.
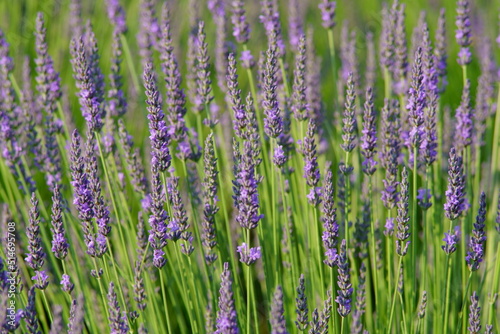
[61,274,74,293]
[319,0,336,29]
[237,243,261,265]
[32,270,49,290]
[215,263,238,334]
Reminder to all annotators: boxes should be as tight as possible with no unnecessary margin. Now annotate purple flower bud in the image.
[319,0,336,29]
[195,21,213,113]
[417,188,432,210]
[454,79,473,151]
[262,45,283,138]
[341,72,357,153]
[396,168,410,256]
[466,192,486,271]
[237,243,261,265]
[202,133,219,265]
[336,240,353,317]
[231,0,250,44]
[444,147,467,221]
[467,291,481,333]
[108,282,129,334]
[215,263,238,334]
[26,193,45,271]
[61,274,74,293]
[295,274,308,331]
[291,35,310,121]
[455,0,472,66]
[270,286,287,333]
[361,87,377,175]
[105,0,127,34]
[442,225,461,255]
[32,270,49,290]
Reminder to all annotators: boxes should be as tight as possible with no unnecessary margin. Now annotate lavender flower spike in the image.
[466,192,486,271]
[262,44,283,138]
[336,239,353,317]
[444,147,467,221]
[148,166,169,268]
[236,243,261,266]
[319,0,336,29]
[455,0,472,66]
[26,193,45,271]
[202,133,219,264]
[341,72,357,153]
[361,87,377,175]
[396,167,410,256]
[291,34,310,121]
[454,79,473,152]
[270,286,287,334]
[442,225,460,255]
[322,166,338,267]
[467,291,481,333]
[231,0,250,44]
[143,62,171,172]
[215,263,238,334]
[295,274,308,331]
[105,0,127,34]
[108,282,129,334]
[235,141,263,230]
[50,185,69,260]
[196,21,214,113]
[301,119,321,206]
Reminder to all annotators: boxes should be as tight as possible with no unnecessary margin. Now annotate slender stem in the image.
[443,254,452,333]
[40,290,53,323]
[454,272,473,334]
[120,34,140,92]
[327,28,337,108]
[388,256,404,332]
[488,243,500,325]
[344,151,350,247]
[159,269,172,333]
[246,229,251,334]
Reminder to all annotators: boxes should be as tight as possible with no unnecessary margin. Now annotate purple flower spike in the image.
[322,168,339,267]
[454,80,473,152]
[361,87,377,175]
[26,193,45,271]
[467,292,481,333]
[148,166,169,269]
[105,0,127,34]
[273,145,287,168]
[235,141,263,230]
[50,185,69,260]
[215,263,238,334]
[455,0,472,66]
[341,72,357,153]
[61,274,75,293]
[319,0,336,29]
[444,147,466,221]
[291,35,309,121]
[396,168,410,256]
[236,243,261,266]
[301,119,321,206]
[336,239,353,317]
[231,0,250,44]
[262,45,283,138]
[417,188,432,210]
[32,270,49,290]
[202,133,219,265]
[466,192,486,271]
[144,62,172,172]
[196,21,213,113]
[295,274,308,331]
[108,282,129,334]
[270,286,287,334]
[442,225,461,255]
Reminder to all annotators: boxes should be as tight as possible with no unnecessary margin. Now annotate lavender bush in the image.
[0,0,500,333]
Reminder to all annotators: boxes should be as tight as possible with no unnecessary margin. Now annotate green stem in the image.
[443,254,452,333]
[388,256,404,332]
[455,272,473,334]
[159,269,172,333]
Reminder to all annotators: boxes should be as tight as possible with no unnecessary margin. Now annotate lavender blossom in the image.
[467,291,481,333]
[262,45,283,138]
[406,47,426,165]
[318,0,336,29]
[227,53,248,138]
[106,28,127,118]
[444,147,466,221]
[148,166,169,268]
[70,36,103,132]
[301,119,321,206]
[31,270,49,290]
[322,168,339,267]
[270,286,287,334]
[417,188,432,210]
[380,4,395,70]
[61,274,74,293]
[167,177,193,255]
[273,145,287,168]
[466,192,486,271]
[260,0,285,57]
[341,72,357,153]
[435,9,448,92]
[236,243,261,265]
[25,287,41,334]
[143,62,171,172]
[396,167,410,256]
[361,87,377,175]
[295,274,308,331]
[26,193,45,271]
[35,12,62,190]
[68,296,84,334]
[380,99,401,209]
[442,225,461,255]
[231,0,250,44]
[215,263,238,334]
[83,22,106,107]
[105,0,127,34]
[108,282,129,334]
[160,5,187,142]
[336,239,352,317]
[288,0,303,50]
[195,21,213,113]
[202,133,219,264]
[454,80,473,151]
[50,185,68,260]
[392,2,408,95]
[291,35,309,121]
[351,263,367,334]
[236,141,263,230]
[418,291,428,319]
[455,0,472,66]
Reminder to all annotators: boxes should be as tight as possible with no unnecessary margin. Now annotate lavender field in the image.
[0,0,499,333]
